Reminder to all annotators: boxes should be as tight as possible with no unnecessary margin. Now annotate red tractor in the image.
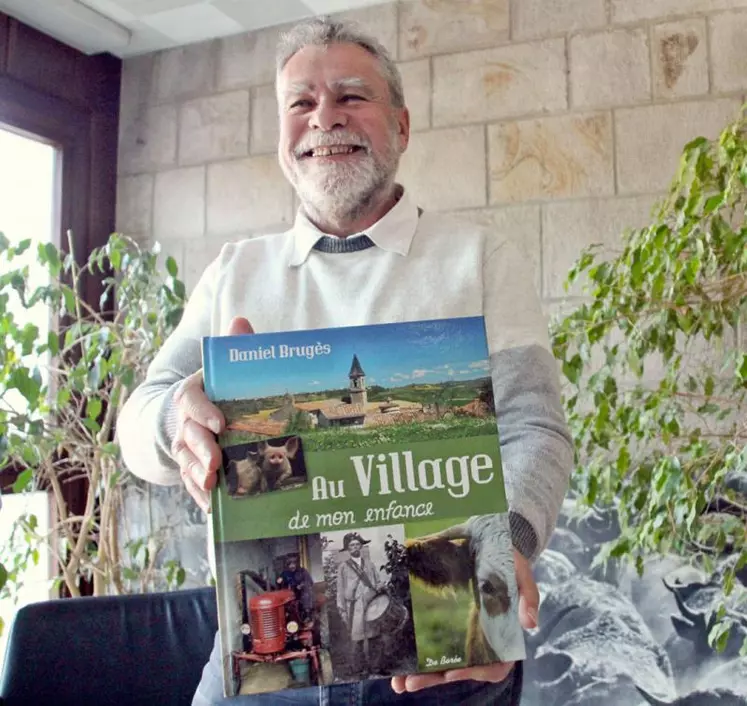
[232,576,329,690]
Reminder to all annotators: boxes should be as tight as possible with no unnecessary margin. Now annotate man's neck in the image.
[302,184,400,238]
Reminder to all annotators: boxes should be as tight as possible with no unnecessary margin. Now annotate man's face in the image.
[287,559,297,571]
[277,42,409,223]
[348,540,362,557]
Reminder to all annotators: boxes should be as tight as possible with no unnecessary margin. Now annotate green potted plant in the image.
[552,104,747,653]
[0,231,188,633]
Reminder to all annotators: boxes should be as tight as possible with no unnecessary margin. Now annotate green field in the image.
[405,516,474,671]
[409,580,473,670]
[221,415,497,450]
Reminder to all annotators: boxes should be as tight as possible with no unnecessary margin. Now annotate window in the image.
[0,125,59,673]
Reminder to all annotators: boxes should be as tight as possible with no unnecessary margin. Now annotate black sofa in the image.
[0,586,218,706]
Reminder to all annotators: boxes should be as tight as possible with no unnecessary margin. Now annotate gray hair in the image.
[276,16,405,109]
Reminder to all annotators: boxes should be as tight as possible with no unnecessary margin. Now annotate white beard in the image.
[284,127,401,226]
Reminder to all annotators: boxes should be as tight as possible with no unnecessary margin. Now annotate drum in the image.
[364,591,408,634]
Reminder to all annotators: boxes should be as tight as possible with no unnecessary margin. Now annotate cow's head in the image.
[405,514,521,659]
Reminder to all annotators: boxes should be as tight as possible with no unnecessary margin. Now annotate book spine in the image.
[201,337,216,400]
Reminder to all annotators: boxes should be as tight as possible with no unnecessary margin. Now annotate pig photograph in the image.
[222,435,308,498]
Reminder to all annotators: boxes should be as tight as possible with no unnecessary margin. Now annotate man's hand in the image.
[391,549,538,695]
[171,316,253,512]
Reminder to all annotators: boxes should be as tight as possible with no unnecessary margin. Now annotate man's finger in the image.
[443,661,514,683]
[180,465,209,513]
[514,551,540,629]
[391,676,407,694]
[182,418,223,481]
[402,673,445,692]
[227,317,254,336]
[172,439,209,488]
[175,375,223,434]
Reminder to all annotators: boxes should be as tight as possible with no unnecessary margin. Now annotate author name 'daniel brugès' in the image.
[228,343,332,362]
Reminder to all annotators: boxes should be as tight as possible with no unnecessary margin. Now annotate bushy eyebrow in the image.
[282,77,376,100]
[330,78,374,96]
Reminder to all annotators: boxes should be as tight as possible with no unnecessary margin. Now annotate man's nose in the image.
[309,100,347,131]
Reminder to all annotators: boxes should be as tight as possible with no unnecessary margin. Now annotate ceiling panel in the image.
[140,3,244,44]
[0,0,393,58]
[213,0,314,31]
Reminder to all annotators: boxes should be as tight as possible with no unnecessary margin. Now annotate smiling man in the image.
[117,15,573,706]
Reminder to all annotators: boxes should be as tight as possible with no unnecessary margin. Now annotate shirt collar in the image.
[288,185,419,267]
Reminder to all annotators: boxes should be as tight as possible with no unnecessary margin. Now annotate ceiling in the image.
[0,0,389,57]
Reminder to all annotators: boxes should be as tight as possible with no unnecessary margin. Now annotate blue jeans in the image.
[193,631,522,706]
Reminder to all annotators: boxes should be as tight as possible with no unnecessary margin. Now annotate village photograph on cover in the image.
[202,317,526,698]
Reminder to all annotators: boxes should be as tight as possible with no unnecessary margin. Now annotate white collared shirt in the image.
[288,187,417,266]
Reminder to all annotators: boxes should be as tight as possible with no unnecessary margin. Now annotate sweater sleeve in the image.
[116,256,220,486]
[483,237,574,563]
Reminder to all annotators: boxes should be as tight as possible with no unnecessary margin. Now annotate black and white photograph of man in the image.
[321,525,416,681]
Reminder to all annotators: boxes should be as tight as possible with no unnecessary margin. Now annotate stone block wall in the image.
[116,0,746,307]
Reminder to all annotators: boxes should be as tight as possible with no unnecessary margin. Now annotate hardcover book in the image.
[202,316,526,698]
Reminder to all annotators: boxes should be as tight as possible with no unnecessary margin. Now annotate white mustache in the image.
[294,131,371,158]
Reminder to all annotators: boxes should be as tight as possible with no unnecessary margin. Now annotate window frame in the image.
[0,12,122,595]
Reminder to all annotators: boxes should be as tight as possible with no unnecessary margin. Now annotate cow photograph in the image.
[405,513,526,671]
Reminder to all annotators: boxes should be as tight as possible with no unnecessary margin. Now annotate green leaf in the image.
[43,242,61,275]
[587,474,598,505]
[8,368,42,405]
[0,562,8,591]
[87,360,103,390]
[15,239,31,256]
[704,376,714,397]
[610,538,631,558]
[101,442,119,457]
[737,354,747,382]
[166,256,178,277]
[563,354,583,385]
[172,278,186,300]
[110,248,122,271]
[627,349,643,378]
[62,286,76,315]
[47,331,60,356]
[86,397,102,421]
[82,417,100,433]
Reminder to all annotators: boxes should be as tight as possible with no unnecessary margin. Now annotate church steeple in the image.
[348,354,367,406]
[349,354,365,379]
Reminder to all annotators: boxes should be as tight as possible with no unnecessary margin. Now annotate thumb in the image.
[226,317,254,336]
[514,551,540,630]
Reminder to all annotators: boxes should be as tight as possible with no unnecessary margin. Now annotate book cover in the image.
[202,316,526,698]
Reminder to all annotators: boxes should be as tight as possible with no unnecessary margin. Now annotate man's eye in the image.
[290,99,311,109]
[340,94,364,103]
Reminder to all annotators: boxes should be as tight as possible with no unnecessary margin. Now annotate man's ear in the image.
[397,107,410,152]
